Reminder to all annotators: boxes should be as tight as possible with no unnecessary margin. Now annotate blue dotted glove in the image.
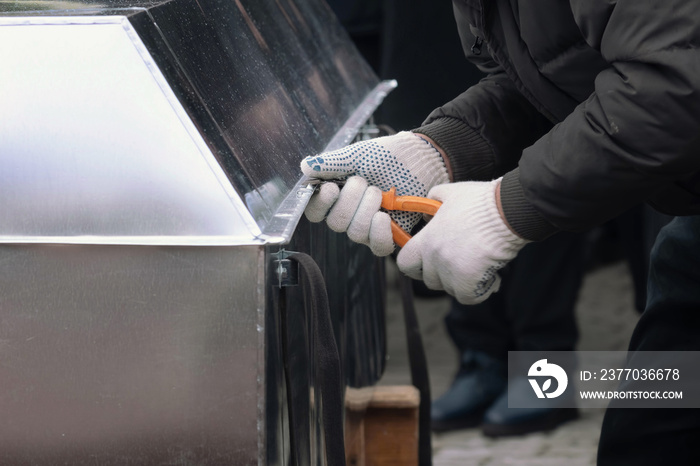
[301,132,449,254]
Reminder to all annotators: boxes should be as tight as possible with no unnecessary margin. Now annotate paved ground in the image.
[379,259,641,465]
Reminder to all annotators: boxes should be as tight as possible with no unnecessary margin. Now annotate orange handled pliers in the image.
[381,187,442,247]
[304,179,442,248]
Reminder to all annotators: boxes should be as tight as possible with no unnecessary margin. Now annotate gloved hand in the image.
[397,179,529,304]
[301,131,449,256]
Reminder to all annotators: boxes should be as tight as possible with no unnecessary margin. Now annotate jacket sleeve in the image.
[505,0,700,238]
[413,29,552,182]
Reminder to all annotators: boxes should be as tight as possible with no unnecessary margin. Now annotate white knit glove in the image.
[397,179,529,304]
[301,132,449,256]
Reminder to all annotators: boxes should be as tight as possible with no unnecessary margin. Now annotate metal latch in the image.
[273,249,299,287]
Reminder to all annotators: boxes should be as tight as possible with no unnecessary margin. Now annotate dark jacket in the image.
[414,0,700,240]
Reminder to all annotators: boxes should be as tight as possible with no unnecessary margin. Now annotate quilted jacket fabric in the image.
[414,0,700,239]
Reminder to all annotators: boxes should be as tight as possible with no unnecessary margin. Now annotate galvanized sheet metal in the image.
[0,244,265,465]
[0,2,388,465]
[0,16,260,245]
[0,1,385,244]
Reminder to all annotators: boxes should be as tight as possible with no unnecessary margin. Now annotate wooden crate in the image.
[345,386,420,466]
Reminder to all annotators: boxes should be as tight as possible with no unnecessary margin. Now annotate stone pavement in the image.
[379,260,641,465]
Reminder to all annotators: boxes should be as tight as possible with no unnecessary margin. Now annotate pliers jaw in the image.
[305,180,442,248]
[380,187,442,247]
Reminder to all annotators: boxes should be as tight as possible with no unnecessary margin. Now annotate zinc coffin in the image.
[0,1,394,464]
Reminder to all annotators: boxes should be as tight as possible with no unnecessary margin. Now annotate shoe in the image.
[481,377,579,437]
[431,351,507,433]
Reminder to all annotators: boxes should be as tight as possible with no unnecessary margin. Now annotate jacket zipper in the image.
[471,36,483,55]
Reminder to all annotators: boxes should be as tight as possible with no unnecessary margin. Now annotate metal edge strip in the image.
[257,79,398,244]
[256,247,267,466]
[0,15,127,26]
[0,236,266,246]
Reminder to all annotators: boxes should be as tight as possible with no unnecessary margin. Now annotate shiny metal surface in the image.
[0,238,385,466]
[0,0,383,244]
[0,2,387,465]
[124,0,380,225]
[0,245,265,465]
[0,16,260,245]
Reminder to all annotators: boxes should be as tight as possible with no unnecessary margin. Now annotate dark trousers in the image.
[598,216,700,465]
[445,231,586,358]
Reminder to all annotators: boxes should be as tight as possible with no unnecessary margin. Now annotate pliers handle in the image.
[381,187,442,247]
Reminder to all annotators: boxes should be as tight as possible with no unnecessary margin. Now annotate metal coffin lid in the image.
[0,1,392,245]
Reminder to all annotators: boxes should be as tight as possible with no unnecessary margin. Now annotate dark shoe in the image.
[431,351,507,433]
[481,377,579,437]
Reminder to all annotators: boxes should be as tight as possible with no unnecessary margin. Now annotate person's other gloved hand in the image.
[397,179,529,304]
[301,131,449,256]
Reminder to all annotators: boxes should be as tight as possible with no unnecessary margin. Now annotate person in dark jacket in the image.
[331,0,590,437]
[303,1,700,462]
